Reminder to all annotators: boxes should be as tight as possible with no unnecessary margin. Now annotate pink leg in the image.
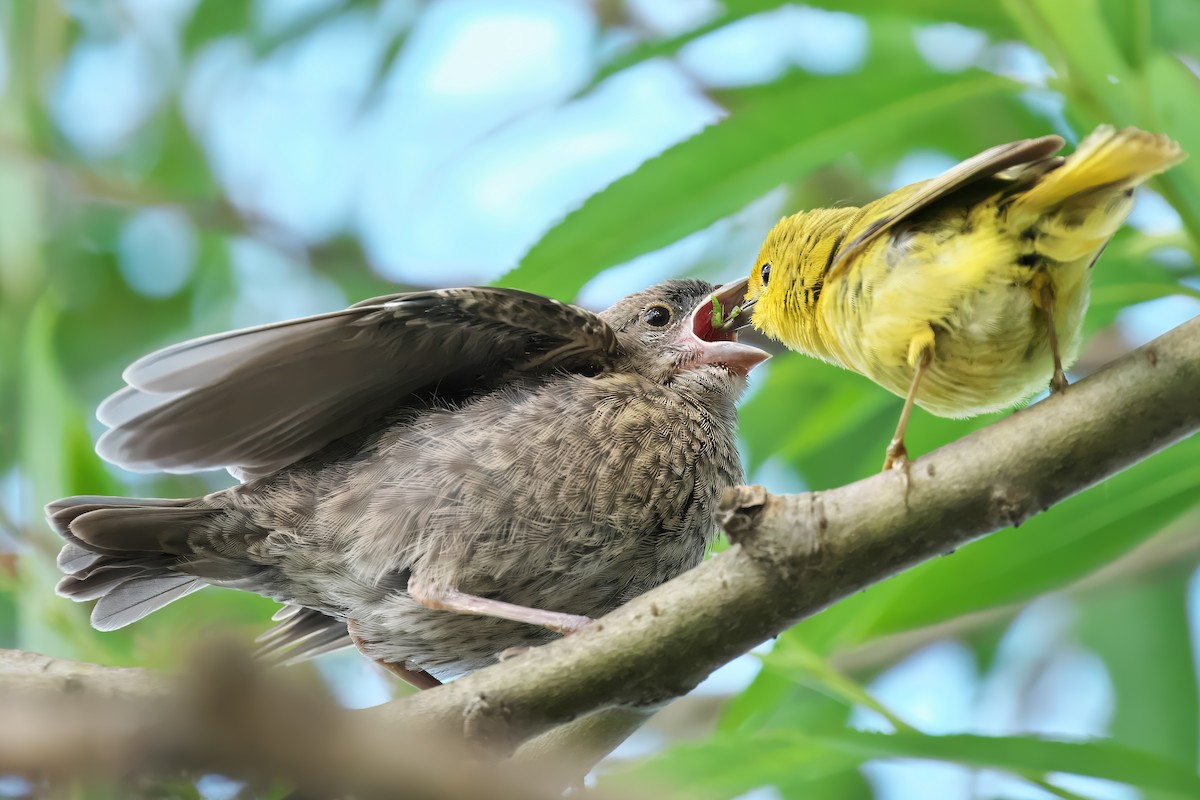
[347,618,441,690]
[409,582,592,635]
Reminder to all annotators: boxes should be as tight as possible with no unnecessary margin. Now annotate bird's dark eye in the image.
[642,304,672,327]
[760,263,771,286]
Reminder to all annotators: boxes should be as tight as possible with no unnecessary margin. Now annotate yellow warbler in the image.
[742,125,1186,471]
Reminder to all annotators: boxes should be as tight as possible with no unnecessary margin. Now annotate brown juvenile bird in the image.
[48,280,766,687]
[742,125,1185,471]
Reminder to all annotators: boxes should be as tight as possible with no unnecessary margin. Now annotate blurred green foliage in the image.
[1,1,1199,798]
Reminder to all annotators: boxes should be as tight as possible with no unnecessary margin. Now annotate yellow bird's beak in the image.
[708,277,756,332]
[738,292,758,321]
[682,278,769,377]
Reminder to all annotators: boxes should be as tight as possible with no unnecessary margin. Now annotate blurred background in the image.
[1,1,1199,798]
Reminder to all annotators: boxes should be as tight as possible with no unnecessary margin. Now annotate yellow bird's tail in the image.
[1011,125,1185,214]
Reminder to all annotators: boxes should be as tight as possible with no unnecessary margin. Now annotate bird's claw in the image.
[549,614,594,635]
[882,440,908,473]
[883,441,914,501]
[1049,370,1069,395]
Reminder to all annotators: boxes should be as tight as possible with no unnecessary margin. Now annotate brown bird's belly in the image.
[336,543,690,676]
[242,373,742,679]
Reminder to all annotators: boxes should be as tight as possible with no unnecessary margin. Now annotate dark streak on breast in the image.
[823,227,849,278]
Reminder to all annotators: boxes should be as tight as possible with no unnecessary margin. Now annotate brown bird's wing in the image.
[96,288,620,479]
[828,134,1066,279]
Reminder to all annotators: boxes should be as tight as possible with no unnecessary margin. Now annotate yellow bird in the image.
[742,125,1185,471]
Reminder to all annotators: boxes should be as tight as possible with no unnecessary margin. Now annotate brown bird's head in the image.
[599,279,769,394]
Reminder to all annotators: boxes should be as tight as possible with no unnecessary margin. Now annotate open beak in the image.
[681,278,769,377]
[738,294,758,318]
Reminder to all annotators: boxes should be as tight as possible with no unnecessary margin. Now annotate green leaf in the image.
[777,769,873,800]
[1149,0,1200,58]
[0,579,16,650]
[587,0,785,90]
[719,653,804,734]
[820,730,1200,796]
[1077,574,1200,800]
[1003,0,1200,242]
[1003,0,1139,122]
[504,64,1022,299]
[16,296,112,661]
[615,728,1200,798]
[1098,0,1153,70]
[1086,230,1200,334]
[1144,53,1200,245]
[762,637,916,733]
[588,0,1019,93]
[184,0,254,54]
[785,432,1200,655]
[247,0,388,56]
[740,358,899,483]
[144,107,220,198]
[604,731,855,799]
[822,0,1017,33]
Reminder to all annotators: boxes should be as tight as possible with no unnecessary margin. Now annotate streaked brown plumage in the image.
[49,280,767,685]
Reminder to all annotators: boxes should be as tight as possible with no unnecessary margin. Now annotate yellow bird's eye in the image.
[760,263,771,286]
[642,304,672,327]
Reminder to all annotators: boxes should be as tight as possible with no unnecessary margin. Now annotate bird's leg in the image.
[1039,283,1068,394]
[347,618,442,690]
[408,578,592,635]
[884,335,934,474]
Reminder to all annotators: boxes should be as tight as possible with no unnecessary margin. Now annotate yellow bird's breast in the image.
[815,202,1094,418]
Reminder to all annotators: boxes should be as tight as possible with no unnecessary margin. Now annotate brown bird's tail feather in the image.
[48,496,219,631]
[254,604,353,665]
[1012,125,1185,213]
[49,496,351,660]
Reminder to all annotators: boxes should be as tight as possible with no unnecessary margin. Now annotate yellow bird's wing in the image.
[827,135,1065,281]
[1009,125,1185,214]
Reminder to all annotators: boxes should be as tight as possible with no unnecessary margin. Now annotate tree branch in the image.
[0,646,583,799]
[0,648,166,699]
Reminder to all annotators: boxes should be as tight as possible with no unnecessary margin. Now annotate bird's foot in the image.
[882,439,909,473]
[883,440,913,501]
[409,582,594,636]
[1049,368,1069,395]
[547,614,593,636]
[348,618,442,690]
[376,661,442,690]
